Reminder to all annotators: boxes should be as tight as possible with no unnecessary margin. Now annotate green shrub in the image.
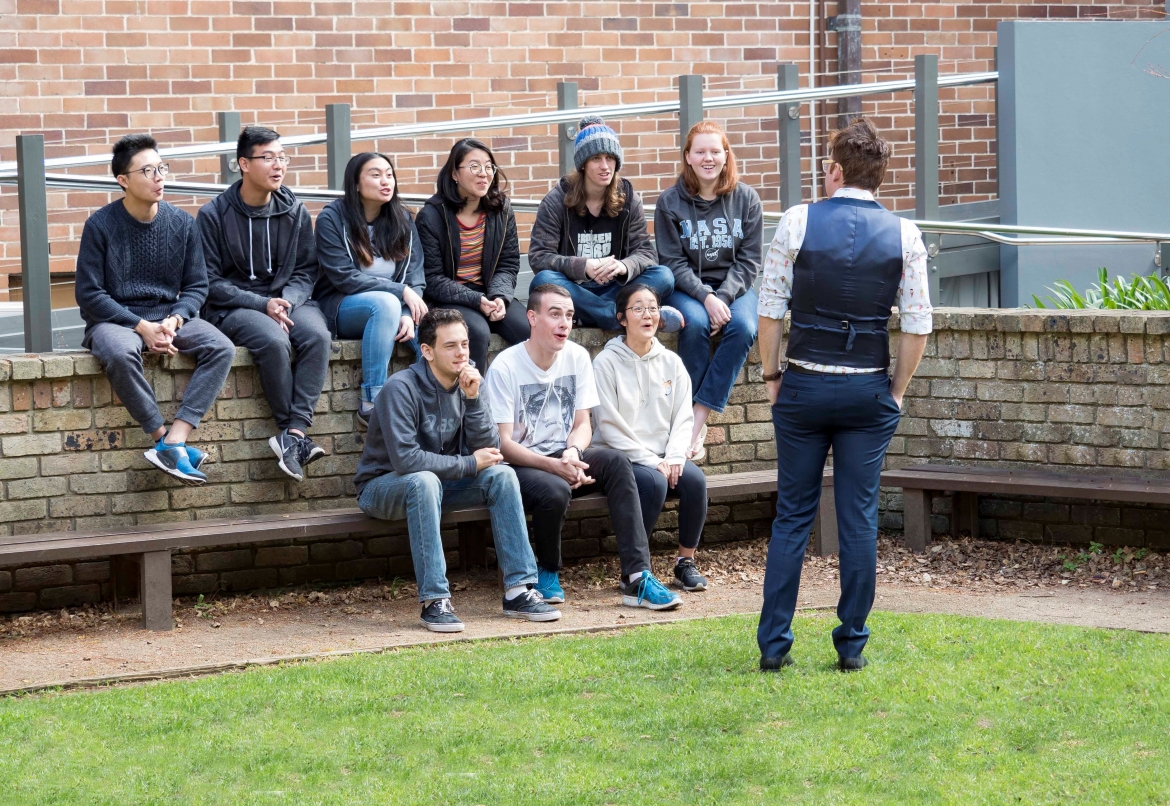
[1031,267,1170,310]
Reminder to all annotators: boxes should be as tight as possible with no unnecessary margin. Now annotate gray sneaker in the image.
[269,429,304,482]
[420,598,465,632]
[673,558,708,592]
[502,588,562,622]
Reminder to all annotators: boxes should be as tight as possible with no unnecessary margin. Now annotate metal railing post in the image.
[678,75,703,153]
[777,64,803,210]
[915,54,941,305]
[557,82,579,178]
[218,111,241,185]
[16,135,53,353]
[326,103,351,191]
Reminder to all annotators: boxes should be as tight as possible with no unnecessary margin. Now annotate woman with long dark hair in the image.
[416,138,529,370]
[314,151,426,427]
[655,121,764,462]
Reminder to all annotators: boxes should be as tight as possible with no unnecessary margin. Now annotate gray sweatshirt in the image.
[352,361,499,495]
[653,178,764,305]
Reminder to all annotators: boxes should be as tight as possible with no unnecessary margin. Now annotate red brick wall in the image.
[0,0,1160,290]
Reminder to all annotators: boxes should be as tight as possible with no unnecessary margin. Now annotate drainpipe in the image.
[810,0,819,202]
[836,0,862,128]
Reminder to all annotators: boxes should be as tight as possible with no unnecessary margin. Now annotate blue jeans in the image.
[336,291,420,404]
[357,465,538,602]
[530,264,675,331]
[757,370,902,660]
[665,287,759,413]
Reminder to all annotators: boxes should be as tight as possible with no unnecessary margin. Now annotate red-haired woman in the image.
[654,121,764,461]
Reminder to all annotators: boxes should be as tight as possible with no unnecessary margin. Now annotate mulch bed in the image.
[2,535,1166,640]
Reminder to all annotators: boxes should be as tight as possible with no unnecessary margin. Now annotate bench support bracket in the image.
[812,473,838,557]
[903,489,933,553]
[458,522,489,570]
[951,491,979,538]
[139,550,173,631]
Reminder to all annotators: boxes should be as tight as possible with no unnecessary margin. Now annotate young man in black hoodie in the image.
[199,126,331,482]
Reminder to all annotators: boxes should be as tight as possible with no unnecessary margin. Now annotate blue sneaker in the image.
[535,566,565,604]
[144,439,207,486]
[184,443,207,470]
[620,572,682,611]
[658,305,685,333]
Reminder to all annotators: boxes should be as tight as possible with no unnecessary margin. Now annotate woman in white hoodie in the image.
[592,283,710,592]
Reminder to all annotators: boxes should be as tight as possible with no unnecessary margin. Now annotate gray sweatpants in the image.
[84,318,236,434]
[215,302,331,433]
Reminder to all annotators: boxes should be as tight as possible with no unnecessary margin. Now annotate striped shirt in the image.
[456,213,486,287]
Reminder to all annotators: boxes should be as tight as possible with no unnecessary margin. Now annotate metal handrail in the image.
[0,71,998,176]
[1,172,1166,249]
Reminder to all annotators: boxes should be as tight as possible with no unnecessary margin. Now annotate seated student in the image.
[592,283,710,593]
[199,125,332,483]
[483,283,682,611]
[353,308,560,632]
[416,138,529,371]
[528,115,683,332]
[655,121,764,462]
[76,134,235,485]
[314,151,427,428]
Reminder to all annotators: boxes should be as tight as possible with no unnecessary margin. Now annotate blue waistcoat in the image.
[787,196,903,369]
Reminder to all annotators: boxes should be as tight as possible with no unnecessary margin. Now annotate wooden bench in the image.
[881,463,1170,553]
[0,468,837,631]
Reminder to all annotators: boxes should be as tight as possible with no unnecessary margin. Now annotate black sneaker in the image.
[673,558,708,592]
[838,655,868,672]
[269,429,304,482]
[502,588,562,622]
[420,598,465,632]
[299,436,326,466]
[356,402,374,430]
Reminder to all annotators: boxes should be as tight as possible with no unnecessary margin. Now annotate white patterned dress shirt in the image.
[758,187,933,374]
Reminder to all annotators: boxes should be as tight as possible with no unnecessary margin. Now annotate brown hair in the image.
[527,283,572,313]
[827,117,891,192]
[679,121,739,198]
[563,167,626,218]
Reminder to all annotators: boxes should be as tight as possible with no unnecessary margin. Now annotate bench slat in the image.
[882,468,1169,503]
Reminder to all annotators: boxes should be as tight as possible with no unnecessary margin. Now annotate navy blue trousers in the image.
[757,369,902,660]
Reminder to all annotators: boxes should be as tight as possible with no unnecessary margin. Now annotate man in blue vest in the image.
[756,118,932,672]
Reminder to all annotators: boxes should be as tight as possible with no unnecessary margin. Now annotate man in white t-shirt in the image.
[484,284,682,611]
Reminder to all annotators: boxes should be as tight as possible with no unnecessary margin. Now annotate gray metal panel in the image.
[217,111,241,184]
[16,135,53,353]
[325,104,351,192]
[997,21,1170,306]
[678,75,703,153]
[777,64,802,211]
[557,82,578,179]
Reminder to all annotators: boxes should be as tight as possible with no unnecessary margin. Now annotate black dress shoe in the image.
[837,655,868,672]
[760,654,794,672]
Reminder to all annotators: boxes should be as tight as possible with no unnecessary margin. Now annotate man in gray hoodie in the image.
[199,126,331,483]
[353,308,560,632]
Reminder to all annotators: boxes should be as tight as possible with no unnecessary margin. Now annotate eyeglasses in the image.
[625,305,660,317]
[244,154,290,167]
[459,162,496,176]
[121,163,169,179]
[821,158,837,172]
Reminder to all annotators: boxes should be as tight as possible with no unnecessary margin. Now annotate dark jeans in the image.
[665,287,759,413]
[217,302,331,433]
[757,369,902,661]
[530,265,676,331]
[632,460,707,549]
[512,447,650,578]
[428,298,529,371]
[84,319,235,434]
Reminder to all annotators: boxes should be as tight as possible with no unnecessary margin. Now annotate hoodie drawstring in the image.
[266,217,272,275]
[247,219,255,280]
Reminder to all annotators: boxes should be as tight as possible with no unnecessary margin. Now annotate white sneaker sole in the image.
[268,436,304,482]
[538,593,565,604]
[143,449,206,486]
[621,595,682,611]
[677,579,708,592]
[420,619,465,633]
[503,608,562,622]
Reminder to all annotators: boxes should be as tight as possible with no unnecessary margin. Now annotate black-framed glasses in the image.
[459,162,496,176]
[122,163,169,179]
[244,153,290,167]
[625,305,660,317]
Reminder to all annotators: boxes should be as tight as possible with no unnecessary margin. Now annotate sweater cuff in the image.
[461,454,479,478]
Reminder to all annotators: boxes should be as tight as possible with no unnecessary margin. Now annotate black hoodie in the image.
[197,181,318,324]
[414,194,520,308]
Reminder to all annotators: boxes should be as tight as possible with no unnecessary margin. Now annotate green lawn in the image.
[2,613,1168,805]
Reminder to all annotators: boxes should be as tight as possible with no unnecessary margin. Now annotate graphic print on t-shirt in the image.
[576,231,613,259]
[518,376,576,454]
[679,217,743,252]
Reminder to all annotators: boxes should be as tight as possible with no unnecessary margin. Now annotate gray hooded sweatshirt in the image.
[352,361,499,495]
[653,178,764,305]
